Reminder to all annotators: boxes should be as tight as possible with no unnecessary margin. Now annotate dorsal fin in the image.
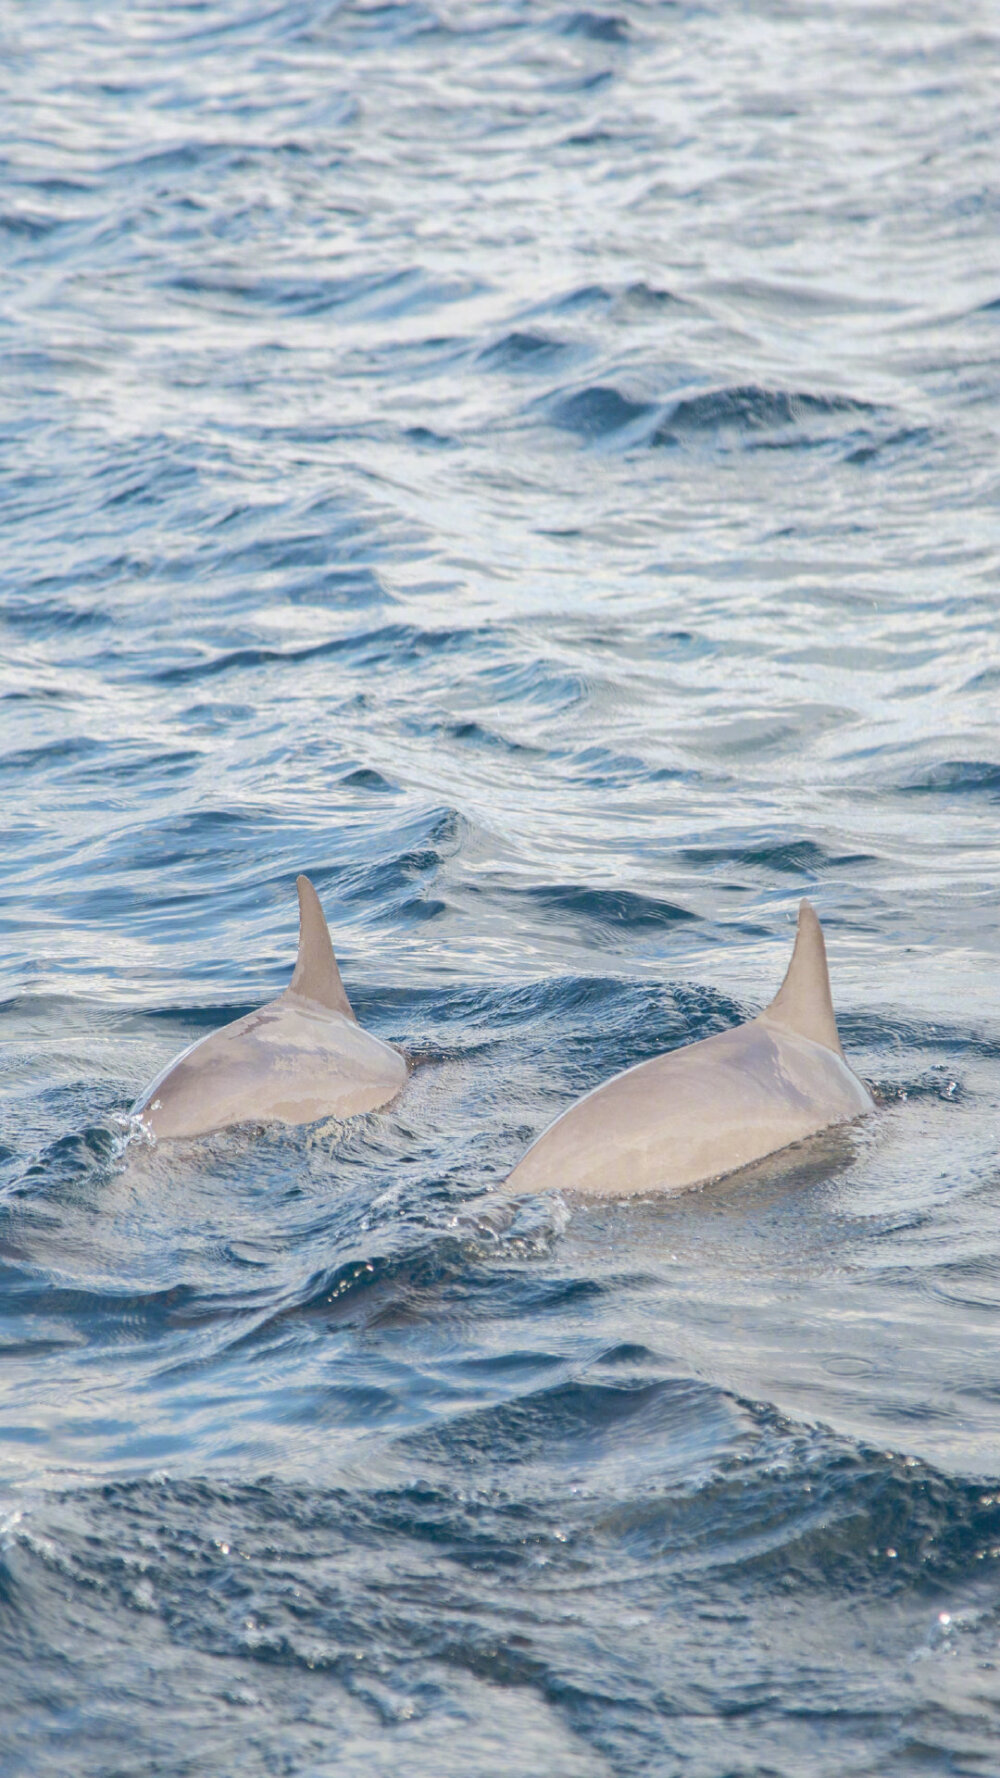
[287,875,356,1021]
[760,899,843,1056]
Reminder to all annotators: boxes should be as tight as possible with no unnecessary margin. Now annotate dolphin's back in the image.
[504,1017,872,1198]
[132,876,407,1140]
[135,996,407,1139]
[504,901,874,1199]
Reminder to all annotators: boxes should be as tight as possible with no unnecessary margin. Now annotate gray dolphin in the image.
[133,876,407,1139]
[505,900,873,1199]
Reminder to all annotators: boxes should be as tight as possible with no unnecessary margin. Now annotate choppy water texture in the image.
[3,3,1000,1773]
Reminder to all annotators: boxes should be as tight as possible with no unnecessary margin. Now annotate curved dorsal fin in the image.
[760,899,843,1056]
[287,875,356,1021]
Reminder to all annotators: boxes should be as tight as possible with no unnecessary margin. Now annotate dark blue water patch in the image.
[107,139,258,183]
[403,426,456,449]
[202,529,381,580]
[0,597,111,637]
[898,759,1000,798]
[666,978,750,1043]
[407,1370,738,1475]
[401,970,653,1041]
[651,384,883,449]
[528,280,685,324]
[0,823,51,877]
[558,11,631,44]
[126,1000,262,1039]
[0,1252,216,1351]
[563,125,621,147]
[0,737,105,781]
[93,437,206,514]
[0,350,107,416]
[2,1120,124,1201]
[178,496,409,601]
[537,280,619,314]
[206,1236,569,1348]
[166,265,486,323]
[843,1010,1000,1065]
[341,331,472,385]
[926,1252,1000,1314]
[445,718,538,754]
[429,971,745,1106]
[177,699,257,734]
[562,739,648,779]
[147,620,482,688]
[502,882,698,933]
[0,207,63,241]
[845,425,934,466]
[338,0,462,49]
[4,550,156,601]
[869,1066,964,1106]
[3,1427,998,1776]
[339,767,399,792]
[552,739,687,785]
[547,384,655,438]
[570,621,713,661]
[543,380,895,457]
[477,329,576,372]
[664,1447,966,1604]
[90,805,289,889]
[401,714,540,757]
[321,806,462,926]
[471,654,588,713]
[74,748,203,790]
[677,837,877,877]
[546,66,616,101]
[0,1168,565,1358]
[620,279,686,310]
[277,563,396,607]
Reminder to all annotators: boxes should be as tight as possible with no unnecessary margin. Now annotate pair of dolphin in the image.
[133,876,874,1196]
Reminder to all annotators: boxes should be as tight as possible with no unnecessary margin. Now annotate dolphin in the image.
[504,900,873,1199]
[133,876,407,1139]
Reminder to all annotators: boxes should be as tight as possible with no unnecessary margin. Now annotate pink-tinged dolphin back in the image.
[504,900,873,1199]
[133,876,407,1140]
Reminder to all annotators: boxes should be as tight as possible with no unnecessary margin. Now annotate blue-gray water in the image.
[2,3,1000,1773]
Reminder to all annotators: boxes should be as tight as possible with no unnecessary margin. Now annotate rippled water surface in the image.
[3,3,1000,1772]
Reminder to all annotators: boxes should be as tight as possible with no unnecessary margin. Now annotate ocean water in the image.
[2,2,1000,1772]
